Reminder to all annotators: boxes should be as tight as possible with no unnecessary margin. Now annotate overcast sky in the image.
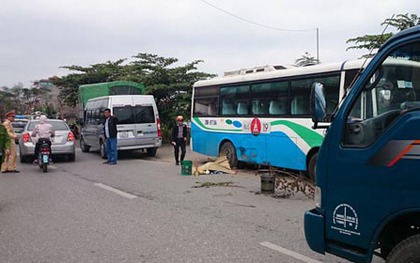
[1,0,418,88]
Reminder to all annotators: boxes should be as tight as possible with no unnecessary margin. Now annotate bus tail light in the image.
[22,132,31,143]
[157,117,162,138]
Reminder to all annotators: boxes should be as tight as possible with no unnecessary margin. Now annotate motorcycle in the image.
[69,124,79,139]
[37,138,51,173]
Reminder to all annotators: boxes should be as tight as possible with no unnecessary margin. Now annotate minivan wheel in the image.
[146,147,158,157]
[80,137,90,153]
[100,140,107,159]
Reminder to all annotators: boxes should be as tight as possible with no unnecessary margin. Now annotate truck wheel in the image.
[80,137,90,153]
[100,140,107,159]
[387,234,420,263]
[219,141,238,168]
[146,147,157,157]
[308,153,318,182]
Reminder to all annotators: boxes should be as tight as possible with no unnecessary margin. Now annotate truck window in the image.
[344,43,420,147]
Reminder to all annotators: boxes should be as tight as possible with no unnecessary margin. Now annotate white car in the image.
[19,119,76,163]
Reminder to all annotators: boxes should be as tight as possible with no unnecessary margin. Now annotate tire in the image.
[80,137,90,153]
[20,154,28,163]
[100,140,107,159]
[146,147,157,157]
[42,163,48,173]
[381,244,393,259]
[219,141,238,168]
[387,234,420,263]
[308,153,318,182]
[68,154,75,162]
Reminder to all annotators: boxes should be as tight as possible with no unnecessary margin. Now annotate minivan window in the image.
[114,105,155,124]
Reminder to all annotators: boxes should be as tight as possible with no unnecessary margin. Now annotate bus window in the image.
[193,86,219,116]
[220,85,249,116]
[194,97,218,116]
[290,79,311,115]
[236,102,249,115]
[269,100,286,114]
[221,101,235,115]
[251,100,269,114]
[291,75,340,116]
[251,81,288,115]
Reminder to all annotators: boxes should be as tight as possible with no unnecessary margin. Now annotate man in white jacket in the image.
[31,115,55,164]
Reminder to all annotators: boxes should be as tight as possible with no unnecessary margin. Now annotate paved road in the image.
[0,145,383,263]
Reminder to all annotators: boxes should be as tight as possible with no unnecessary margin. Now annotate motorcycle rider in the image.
[31,115,55,164]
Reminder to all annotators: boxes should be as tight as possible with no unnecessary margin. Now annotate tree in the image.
[294,52,320,67]
[54,59,128,108]
[346,13,420,58]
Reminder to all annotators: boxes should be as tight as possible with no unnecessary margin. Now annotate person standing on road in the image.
[171,115,188,165]
[0,119,11,173]
[1,110,19,173]
[103,108,118,165]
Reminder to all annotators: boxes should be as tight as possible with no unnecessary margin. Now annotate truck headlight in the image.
[315,186,322,208]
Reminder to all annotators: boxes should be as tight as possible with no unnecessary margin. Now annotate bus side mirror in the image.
[310,83,330,129]
[311,83,327,118]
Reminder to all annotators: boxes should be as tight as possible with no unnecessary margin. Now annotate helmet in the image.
[176,115,184,121]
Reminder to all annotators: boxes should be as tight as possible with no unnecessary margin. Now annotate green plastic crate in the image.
[181,160,193,176]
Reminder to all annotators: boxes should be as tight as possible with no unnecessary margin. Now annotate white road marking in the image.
[94,183,138,199]
[260,241,322,263]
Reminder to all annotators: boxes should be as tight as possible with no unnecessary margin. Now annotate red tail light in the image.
[23,132,31,143]
[67,131,75,141]
[157,117,162,138]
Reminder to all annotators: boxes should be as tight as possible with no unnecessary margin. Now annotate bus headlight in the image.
[315,186,322,208]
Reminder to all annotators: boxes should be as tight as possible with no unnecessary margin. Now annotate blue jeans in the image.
[106,137,118,164]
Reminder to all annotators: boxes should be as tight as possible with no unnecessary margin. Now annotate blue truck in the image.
[304,25,420,263]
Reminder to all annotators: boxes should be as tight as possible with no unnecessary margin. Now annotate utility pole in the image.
[316,28,320,63]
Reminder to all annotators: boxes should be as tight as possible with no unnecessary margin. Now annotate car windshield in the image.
[13,122,28,129]
[27,120,69,131]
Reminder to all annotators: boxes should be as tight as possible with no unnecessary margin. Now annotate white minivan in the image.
[80,95,162,158]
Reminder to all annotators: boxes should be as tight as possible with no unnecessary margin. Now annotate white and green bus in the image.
[191,60,366,179]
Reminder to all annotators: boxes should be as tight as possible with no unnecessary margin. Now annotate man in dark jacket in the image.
[171,115,188,165]
[103,108,118,165]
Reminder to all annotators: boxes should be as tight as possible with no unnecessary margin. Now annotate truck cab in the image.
[304,26,420,263]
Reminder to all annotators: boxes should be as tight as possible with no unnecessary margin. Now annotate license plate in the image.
[120,131,128,138]
[42,155,49,163]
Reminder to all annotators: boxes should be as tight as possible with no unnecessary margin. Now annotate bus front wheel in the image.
[308,153,318,182]
[220,142,238,168]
